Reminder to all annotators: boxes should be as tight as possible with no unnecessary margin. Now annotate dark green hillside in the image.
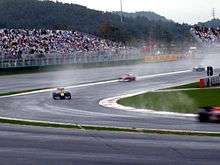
[0,0,192,44]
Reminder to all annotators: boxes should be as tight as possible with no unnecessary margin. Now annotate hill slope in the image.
[0,0,192,45]
[114,11,169,22]
[198,19,220,28]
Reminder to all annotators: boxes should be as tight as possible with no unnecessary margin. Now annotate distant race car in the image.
[119,74,136,82]
[193,65,206,72]
[52,88,71,100]
[198,107,220,122]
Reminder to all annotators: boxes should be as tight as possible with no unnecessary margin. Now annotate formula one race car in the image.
[193,65,206,72]
[198,107,220,122]
[119,74,136,82]
[52,88,71,100]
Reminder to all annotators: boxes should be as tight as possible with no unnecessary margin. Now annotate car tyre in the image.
[198,113,209,122]
[53,93,58,100]
[65,93,71,100]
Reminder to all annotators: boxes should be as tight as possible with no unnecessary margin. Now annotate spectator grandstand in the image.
[191,26,220,44]
[0,29,125,60]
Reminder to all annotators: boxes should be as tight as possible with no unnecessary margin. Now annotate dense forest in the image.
[0,0,195,46]
[113,11,169,22]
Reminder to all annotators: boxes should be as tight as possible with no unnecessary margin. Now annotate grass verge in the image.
[0,88,51,97]
[118,88,220,114]
[0,117,220,137]
[167,82,199,89]
[0,78,117,97]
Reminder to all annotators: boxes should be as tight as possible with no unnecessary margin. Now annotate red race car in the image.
[198,107,220,122]
[119,74,136,82]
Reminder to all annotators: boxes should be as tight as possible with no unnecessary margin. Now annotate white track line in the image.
[0,69,194,118]
[99,95,196,118]
[0,79,119,99]
[0,69,217,133]
[99,69,197,118]
[137,69,191,80]
[0,70,191,99]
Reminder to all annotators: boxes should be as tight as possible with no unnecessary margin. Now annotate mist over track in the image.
[1,54,220,132]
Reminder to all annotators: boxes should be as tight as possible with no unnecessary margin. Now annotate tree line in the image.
[0,0,194,47]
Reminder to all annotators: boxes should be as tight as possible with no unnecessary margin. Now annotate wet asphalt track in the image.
[0,124,220,165]
[0,58,206,92]
[1,55,220,132]
[1,67,220,132]
[1,54,220,164]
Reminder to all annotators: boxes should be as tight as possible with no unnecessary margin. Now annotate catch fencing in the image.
[0,49,144,69]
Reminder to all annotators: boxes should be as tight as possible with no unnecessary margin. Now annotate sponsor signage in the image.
[144,54,179,62]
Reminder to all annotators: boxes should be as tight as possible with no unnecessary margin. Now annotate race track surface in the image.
[1,68,220,132]
[0,58,207,92]
[1,54,220,164]
[0,124,220,165]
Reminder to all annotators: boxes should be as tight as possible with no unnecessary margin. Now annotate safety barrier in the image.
[199,75,220,88]
[0,50,187,69]
[0,49,144,69]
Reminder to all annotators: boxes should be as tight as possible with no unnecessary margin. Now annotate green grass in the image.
[1,117,220,137]
[118,88,220,114]
[0,78,118,97]
[0,88,53,97]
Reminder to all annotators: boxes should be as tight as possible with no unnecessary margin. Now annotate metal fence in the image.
[0,49,144,69]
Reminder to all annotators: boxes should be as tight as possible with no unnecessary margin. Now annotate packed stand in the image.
[191,26,220,44]
[0,29,124,59]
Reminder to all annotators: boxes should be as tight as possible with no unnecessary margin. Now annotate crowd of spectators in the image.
[191,26,220,44]
[0,29,124,59]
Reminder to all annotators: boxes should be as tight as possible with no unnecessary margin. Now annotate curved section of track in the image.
[1,69,220,132]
